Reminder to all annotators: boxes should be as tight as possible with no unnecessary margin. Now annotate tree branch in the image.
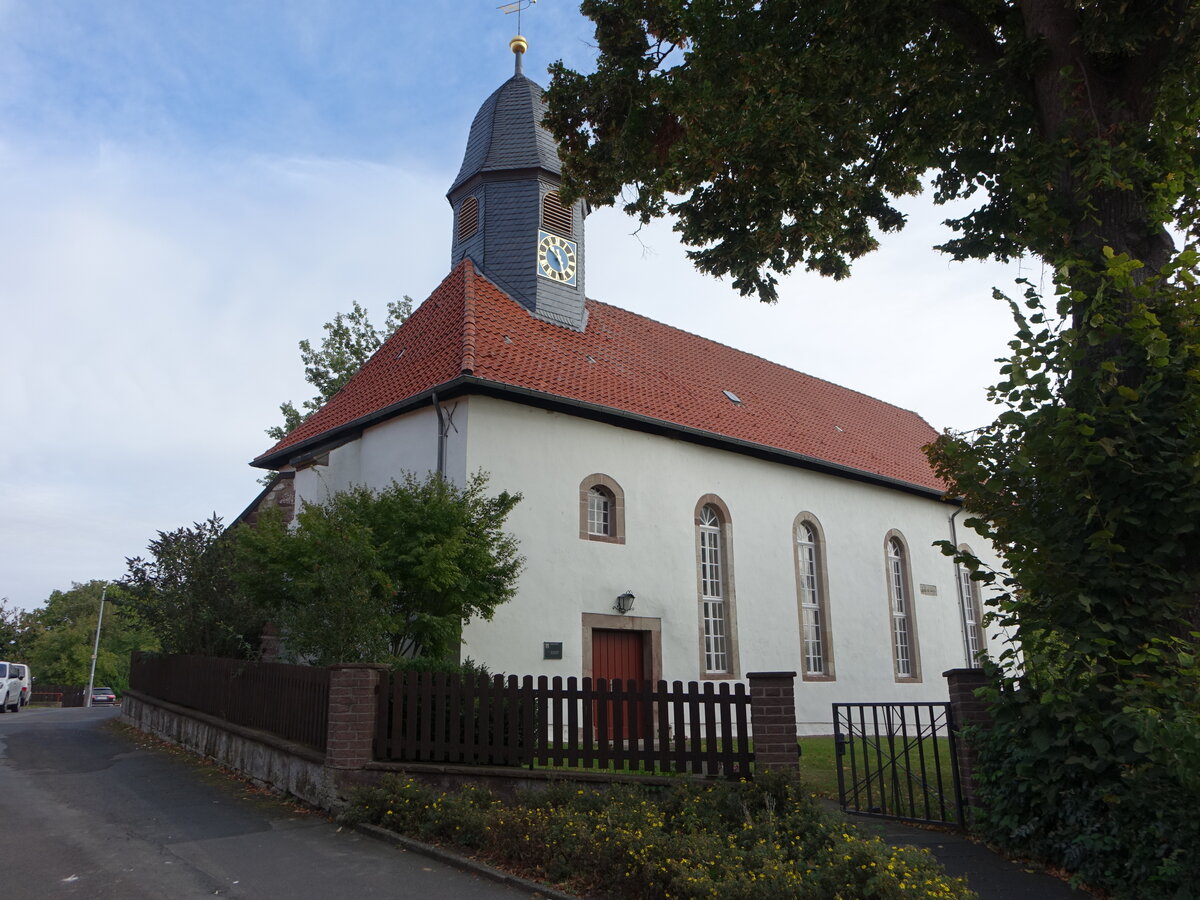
[933,1,1004,68]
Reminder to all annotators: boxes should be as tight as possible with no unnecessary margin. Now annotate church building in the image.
[251,37,999,732]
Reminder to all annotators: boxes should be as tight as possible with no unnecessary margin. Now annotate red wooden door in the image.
[592,629,646,739]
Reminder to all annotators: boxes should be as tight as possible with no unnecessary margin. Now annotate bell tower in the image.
[447,36,588,331]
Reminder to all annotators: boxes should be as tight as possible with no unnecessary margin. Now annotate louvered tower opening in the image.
[541,190,572,236]
[458,195,479,241]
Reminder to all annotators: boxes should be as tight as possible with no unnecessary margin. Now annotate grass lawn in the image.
[797,736,841,796]
[527,736,844,794]
[527,735,954,817]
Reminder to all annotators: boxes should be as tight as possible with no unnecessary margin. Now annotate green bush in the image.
[970,671,1200,899]
[344,773,975,899]
[927,255,1200,899]
[391,656,491,678]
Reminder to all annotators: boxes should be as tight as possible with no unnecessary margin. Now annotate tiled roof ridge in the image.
[582,296,936,426]
[460,260,479,374]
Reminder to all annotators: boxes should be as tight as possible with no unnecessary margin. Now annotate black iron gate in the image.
[832,702,965,828]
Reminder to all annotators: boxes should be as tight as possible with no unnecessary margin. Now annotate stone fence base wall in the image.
[122,690,337,810]
[121,690,680,813]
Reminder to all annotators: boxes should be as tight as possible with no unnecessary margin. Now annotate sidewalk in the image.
[855,815,1092,900]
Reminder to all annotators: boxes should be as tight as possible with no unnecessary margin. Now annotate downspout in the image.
[948,505,970,665]
[431,390,460,663]
[432,391,447,477]
[948,505,962,550]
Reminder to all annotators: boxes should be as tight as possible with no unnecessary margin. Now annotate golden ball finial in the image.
[510,34,528,55]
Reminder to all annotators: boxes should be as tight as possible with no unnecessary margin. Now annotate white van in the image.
[9,664,31,707]
[0,661,21,713]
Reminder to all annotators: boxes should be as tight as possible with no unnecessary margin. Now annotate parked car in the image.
[10,664,30,707]
[0,662,21,713]
[90,686,119,707]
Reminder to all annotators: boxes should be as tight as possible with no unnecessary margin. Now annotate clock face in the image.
[537,230,578,285]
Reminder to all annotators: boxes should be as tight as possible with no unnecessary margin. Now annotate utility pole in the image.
[85,585,107,708]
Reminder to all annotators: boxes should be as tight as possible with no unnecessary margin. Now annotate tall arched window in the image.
[695,496,738,676]
[956,545,986,664]
[885,533,920,680]
[795,516,833,679]
[699,505,727,673]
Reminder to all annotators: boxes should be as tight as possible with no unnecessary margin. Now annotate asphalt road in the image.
[0,705,543,899]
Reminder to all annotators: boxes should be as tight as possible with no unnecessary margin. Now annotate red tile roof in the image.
[255,260,946,493]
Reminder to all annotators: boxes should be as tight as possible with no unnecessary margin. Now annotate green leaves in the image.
[549,2,1199,301]
[928,250,1200,896]
[18,581,158,691]
[123,516,263,659]
[235,472,523,666]
[266,298,412,442]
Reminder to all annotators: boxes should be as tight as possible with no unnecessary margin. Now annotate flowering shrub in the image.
[344,773,975,899]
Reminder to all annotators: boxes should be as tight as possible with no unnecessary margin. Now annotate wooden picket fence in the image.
[129,652,330,752]
[375,672,754,779]
[29,684,87,707]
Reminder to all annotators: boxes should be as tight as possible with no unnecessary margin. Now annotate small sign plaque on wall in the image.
[919,584,938,596]
[543,641,563,660]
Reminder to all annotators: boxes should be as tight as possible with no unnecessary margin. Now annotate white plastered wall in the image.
[457,395,1006,733]
[291,404,467,505]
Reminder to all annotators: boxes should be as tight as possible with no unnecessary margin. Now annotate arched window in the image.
[695,496,738,677]
[588,486,612,536]
[578,474,624,544]
[885,533,921,681]
[956,545,986,664]
[795,516,833,679]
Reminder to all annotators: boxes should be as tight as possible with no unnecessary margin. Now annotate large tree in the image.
[546,2,1198,305]
[234,472,523,667]
[20,581,158,692]
[268,298,412,441]
[0,598,38,661]
[124,516,266,659]
[547,5,1200,893]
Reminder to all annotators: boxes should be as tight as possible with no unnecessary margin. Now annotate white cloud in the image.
[0,145,455,609]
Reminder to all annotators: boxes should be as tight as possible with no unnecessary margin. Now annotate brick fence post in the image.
[325,663,388,770]
[747,671,799,773]
[943,667,992,812]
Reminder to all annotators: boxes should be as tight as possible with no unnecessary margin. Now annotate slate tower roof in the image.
[446,38,588,331]
[448,73,561,194]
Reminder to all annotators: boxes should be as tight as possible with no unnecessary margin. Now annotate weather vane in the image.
[498,0,536,34]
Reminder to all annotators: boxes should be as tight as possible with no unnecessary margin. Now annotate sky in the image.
[0,1,1030,612]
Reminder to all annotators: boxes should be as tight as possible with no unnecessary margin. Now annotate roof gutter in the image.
[252,374,955,503]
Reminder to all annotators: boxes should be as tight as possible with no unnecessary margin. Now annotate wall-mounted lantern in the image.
[614,590,636,614]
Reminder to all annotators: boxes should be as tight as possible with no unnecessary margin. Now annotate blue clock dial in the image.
[536,230,577,285]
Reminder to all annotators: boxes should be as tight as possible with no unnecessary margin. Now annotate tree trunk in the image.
[1020,0,1177,338]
